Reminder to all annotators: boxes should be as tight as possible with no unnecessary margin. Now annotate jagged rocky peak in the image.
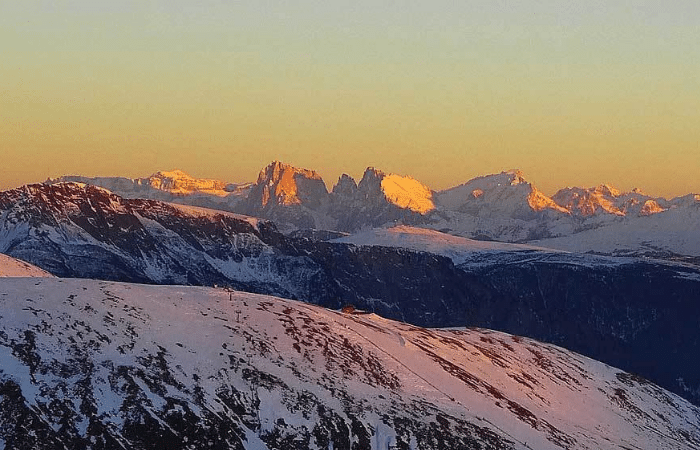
[527,186,569,213]
[357,166,385,191]
[437,169,567,216]
[331,173,358,197]
[357,167,435,214]
[640,199,666,216]
[250,161,329,209]
[594,183,622,197]
[504,168,526,184]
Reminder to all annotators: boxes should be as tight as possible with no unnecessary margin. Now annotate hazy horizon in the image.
[2,2,699,197]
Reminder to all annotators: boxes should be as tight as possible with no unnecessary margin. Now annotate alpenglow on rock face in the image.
[239,161,332,230]
[1,277,699,449]
[330,167,436,232]
[551,185,670,217]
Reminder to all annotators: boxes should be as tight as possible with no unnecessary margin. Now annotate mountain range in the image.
[2,181,700,410]
[50,161,700,257]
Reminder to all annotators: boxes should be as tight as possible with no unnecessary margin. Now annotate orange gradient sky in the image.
[1,2,699,197]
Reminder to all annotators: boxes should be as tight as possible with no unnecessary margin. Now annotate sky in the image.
[1,1,699,197]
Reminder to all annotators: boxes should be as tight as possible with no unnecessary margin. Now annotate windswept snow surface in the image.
[0,278,699,449]
[334,225,562,265]
[0,253,54,277]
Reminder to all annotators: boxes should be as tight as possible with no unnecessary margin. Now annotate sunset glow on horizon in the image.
[2,1,699,198]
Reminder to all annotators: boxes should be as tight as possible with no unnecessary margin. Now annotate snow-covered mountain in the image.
[0,182,326,298]
[44,163,700,256]
[1,277,699,449]
[0,253,54,277]
[552,185,666,218]
[533,199,700,258]
[430,170,573,242]
[49,170,251,211]
[437,170,567,217]
[365,169,435,214]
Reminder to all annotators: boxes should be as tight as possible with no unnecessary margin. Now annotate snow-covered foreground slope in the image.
[1,278,699,449]
[0,253,54,277]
